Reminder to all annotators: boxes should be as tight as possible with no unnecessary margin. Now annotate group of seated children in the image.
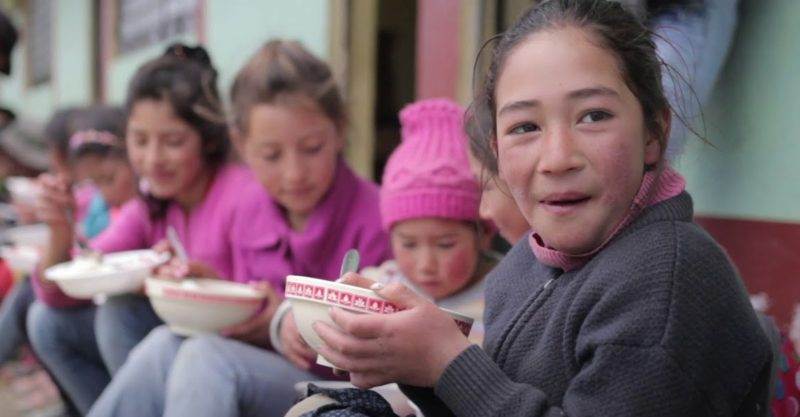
[1,1,792,417]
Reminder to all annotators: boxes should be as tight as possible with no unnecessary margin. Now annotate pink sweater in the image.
[229,158,391,293]
[32,164,256,307]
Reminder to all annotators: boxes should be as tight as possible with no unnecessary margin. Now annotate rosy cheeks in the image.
[414,245,477,300]
[440,247,474,284]
[592,136,643,207]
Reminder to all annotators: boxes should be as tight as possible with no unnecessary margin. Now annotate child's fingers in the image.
[174,263,189,278]
[315,343,351,372]
[152,239,172,254]
[153,263,185,281]
[38,192,72,211]
[284,349,312,370]
[285,338,315,365]
[283,323,315,357]
[370,282,425,309]
[329,307,383,339]
[337,272,376,288]
[312,320,376,359]
[292,335,316,358]
[315,342,384,377]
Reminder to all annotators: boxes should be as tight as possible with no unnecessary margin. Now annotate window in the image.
[117,0,197,54]
[27,0,52,85]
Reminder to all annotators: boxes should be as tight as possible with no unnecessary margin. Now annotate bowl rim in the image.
[286,274,404,315]
[44,249,170,282]
[145,277,267,304]
[285,275,474,336]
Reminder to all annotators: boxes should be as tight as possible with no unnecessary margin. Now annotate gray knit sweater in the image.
[403,193,771,417]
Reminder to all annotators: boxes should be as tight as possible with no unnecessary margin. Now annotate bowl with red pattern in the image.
[146,278,268,336]
[285,275,474,368]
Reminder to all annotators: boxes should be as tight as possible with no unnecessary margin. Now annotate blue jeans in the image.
[88,326,184,417]
[26,301,110,415]
[164,335,316,417]
[94,294,163,374]
[653,0,740,160]
[0,277,35,364]
[88,326,316,417]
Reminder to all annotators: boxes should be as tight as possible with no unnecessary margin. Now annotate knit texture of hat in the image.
[380,98,480,230]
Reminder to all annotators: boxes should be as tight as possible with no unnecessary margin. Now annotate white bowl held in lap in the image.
[145,278,268,336]
[44,250,169,299]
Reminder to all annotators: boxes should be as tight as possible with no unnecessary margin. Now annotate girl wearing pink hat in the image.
[361,98,498,344]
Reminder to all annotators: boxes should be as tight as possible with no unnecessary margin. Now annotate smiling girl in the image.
[313,1,772,416]
[28,44,255,414]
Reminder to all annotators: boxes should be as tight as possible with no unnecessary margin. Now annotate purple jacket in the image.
[229,158,391,293]
[33,164,255,307]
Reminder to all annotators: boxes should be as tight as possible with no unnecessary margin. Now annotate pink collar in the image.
[529,166,686,271]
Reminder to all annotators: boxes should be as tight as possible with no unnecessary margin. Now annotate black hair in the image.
[125,43,229,217]
[469,0,671,175]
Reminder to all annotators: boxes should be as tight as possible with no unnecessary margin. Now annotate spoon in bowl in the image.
[337,249,360,282]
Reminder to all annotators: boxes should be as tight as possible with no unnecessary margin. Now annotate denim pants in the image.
[164,334,316,417]
[88,326,317,417]
[653,0,740,160]
[0,277,35,364]
[87,326,184,417]
[26,301,110,415]
[94,294,163,374]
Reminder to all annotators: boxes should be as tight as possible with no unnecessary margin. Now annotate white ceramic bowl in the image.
[0,244,41,274]
[5,177,41,206]
[44,249,169,299]
[2,224,50,248]
[146,278,268,336]
[285,275,474,368]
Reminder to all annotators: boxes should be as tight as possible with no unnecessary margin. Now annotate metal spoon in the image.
[337,249,360,281]
[329,248,360,374]
[75,235,103,263]
[166,226,189,263]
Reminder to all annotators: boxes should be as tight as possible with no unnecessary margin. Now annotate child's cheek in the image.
[393,250,417,279]
[443,246,478,289]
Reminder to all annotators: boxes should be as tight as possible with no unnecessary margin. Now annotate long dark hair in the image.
[468,0,672,176]
[125,43,229,217]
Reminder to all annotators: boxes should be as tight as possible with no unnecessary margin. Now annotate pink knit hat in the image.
[380,98,481,230]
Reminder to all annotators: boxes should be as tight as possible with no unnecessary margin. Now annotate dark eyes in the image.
[302,144,323,155]
[509,122,539,135]
[580,110,613,124]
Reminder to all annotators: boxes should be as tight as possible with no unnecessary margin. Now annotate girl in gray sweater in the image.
[312,1,771,416]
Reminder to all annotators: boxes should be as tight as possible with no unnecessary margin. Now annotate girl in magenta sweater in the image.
[87,40,390,417]
[27,44,256,415]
